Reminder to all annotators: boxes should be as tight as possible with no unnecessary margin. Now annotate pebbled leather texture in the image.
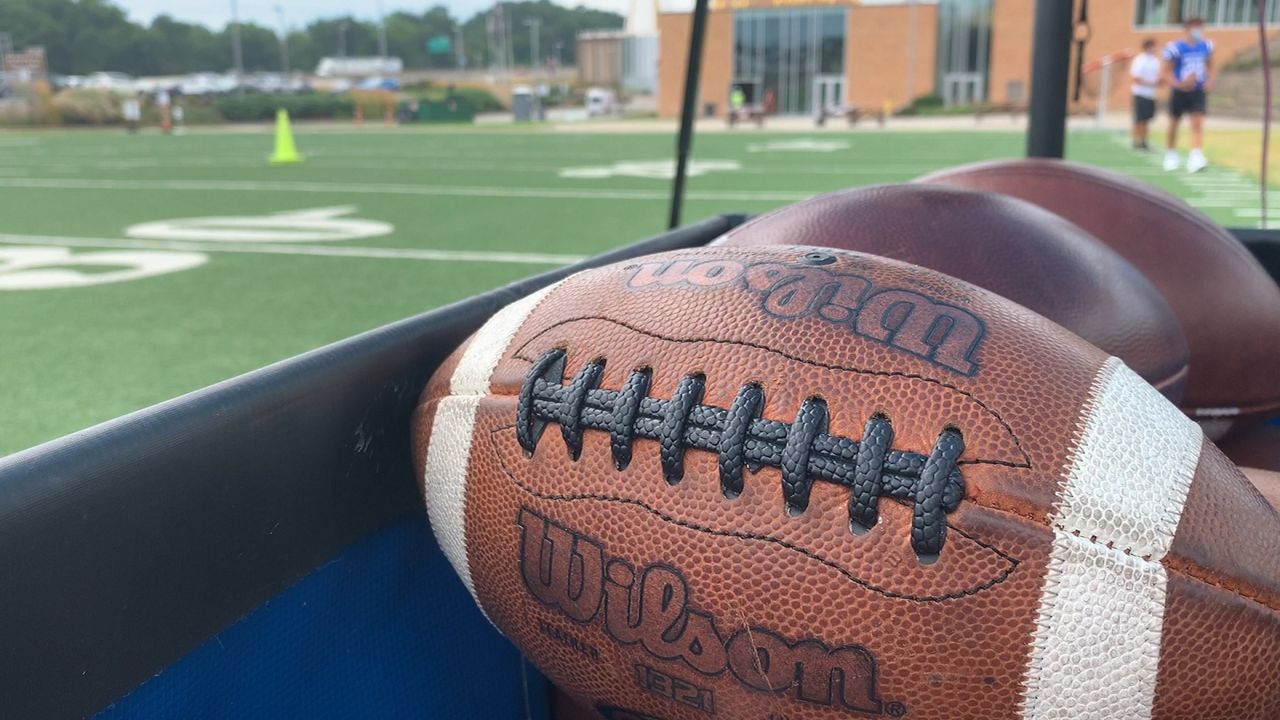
[415,246,1280,720]
[917,159,1280,431]
[713,184,1190,401]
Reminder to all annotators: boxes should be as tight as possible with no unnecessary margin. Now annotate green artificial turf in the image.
[0,124,1265,455]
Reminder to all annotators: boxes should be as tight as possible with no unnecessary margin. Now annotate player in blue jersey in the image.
[1162,17,1214,173]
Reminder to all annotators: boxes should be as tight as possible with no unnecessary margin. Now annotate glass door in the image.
[733,8,846,116]
[814,75,844,116]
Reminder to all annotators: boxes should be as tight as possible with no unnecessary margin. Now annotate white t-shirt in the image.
[1131,52,1160,98]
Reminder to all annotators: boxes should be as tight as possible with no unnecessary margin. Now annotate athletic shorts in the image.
[1170,89,1207,118]
[1133,95,1156,122]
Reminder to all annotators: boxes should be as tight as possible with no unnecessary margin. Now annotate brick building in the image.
[656,0,1277,118]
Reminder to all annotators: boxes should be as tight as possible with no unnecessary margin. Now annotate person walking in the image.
[1130,38,1161,151]
[1163,17,1214,173]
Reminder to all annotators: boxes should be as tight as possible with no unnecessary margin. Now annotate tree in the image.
[462,1,623,69]
[0,0,623,75]
[149,16,223,74]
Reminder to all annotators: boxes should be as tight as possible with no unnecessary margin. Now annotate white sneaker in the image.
[1163,151,1181,171]
[1187,151,1208,173]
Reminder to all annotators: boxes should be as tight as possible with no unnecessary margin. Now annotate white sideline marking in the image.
[0,232,585,266]
[0,176,814,203]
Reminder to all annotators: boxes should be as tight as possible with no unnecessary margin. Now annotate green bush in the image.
[402,86,504,113]
[897,93,946,116]
[449,87,504,113]
[215,93,354,122]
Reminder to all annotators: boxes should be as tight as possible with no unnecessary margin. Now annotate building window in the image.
[732,7,846,116]
[819,10,844,75]
[1135,0,1280,26]
[937,0,992,106]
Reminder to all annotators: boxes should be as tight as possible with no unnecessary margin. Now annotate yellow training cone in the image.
[268,109,303,165]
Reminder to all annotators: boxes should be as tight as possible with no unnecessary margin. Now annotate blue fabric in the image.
[1164,38,1214,89]
[95,518,549,720]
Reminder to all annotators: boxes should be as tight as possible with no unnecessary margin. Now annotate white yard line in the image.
[0,232,586,266]
[0,176,815,202]
[1225,208,1280,219]
[1183,186,1274,194]
[1104,133,1269,224]
[1181,179,1258,189]
[0,156,966,177]
[1188,195,1280,208]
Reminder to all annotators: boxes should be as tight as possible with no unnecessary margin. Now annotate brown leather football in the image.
[1218,423,1280,471]
[414,246,1280,720]
[917,158,1280,437]
[1241,467,1280,510]
[713,184,1189,400]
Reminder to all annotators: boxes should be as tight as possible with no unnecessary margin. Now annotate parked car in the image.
[178,73,239,96]
[82,72,137,94]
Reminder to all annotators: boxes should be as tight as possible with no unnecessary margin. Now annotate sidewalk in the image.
[547,111,1273,134]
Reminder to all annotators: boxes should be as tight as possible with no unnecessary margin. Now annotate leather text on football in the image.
[625,258,984,376]
[517,506,893,715]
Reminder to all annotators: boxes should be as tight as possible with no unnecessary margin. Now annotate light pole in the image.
[275,5,290,75]
[454,26,466,69]
[376,0,388,64]
[338,21,349,58]
[524,17,541,70]
[229,0,244,92]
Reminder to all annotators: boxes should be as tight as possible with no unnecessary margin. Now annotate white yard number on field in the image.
[124,206,394,243]
[0,247,208,290]
[559,160,740,179]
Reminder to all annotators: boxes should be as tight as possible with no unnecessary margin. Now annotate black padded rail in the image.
[1235,228,1280,284]
[0,214,743,720]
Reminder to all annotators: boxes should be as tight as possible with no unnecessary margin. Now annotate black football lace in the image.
[517,349,966,561]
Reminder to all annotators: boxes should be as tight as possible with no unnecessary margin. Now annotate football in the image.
[414,246,1280,720]
[712,184,1189,400]
[1241,467,1280,510]
[1218,423,1280,471]
[917,158,1280,437]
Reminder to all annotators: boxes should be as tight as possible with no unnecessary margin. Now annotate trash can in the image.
[512,85,540,122]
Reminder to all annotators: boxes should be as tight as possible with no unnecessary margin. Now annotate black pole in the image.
[668,0,710,230]
[1070,0,1089,103]
[1026,0,1074,158]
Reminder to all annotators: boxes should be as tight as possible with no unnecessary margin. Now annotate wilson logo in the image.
[517,507,894,715]
[625,257,984,376]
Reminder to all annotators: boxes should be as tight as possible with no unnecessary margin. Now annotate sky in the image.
[114,0,634,30]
